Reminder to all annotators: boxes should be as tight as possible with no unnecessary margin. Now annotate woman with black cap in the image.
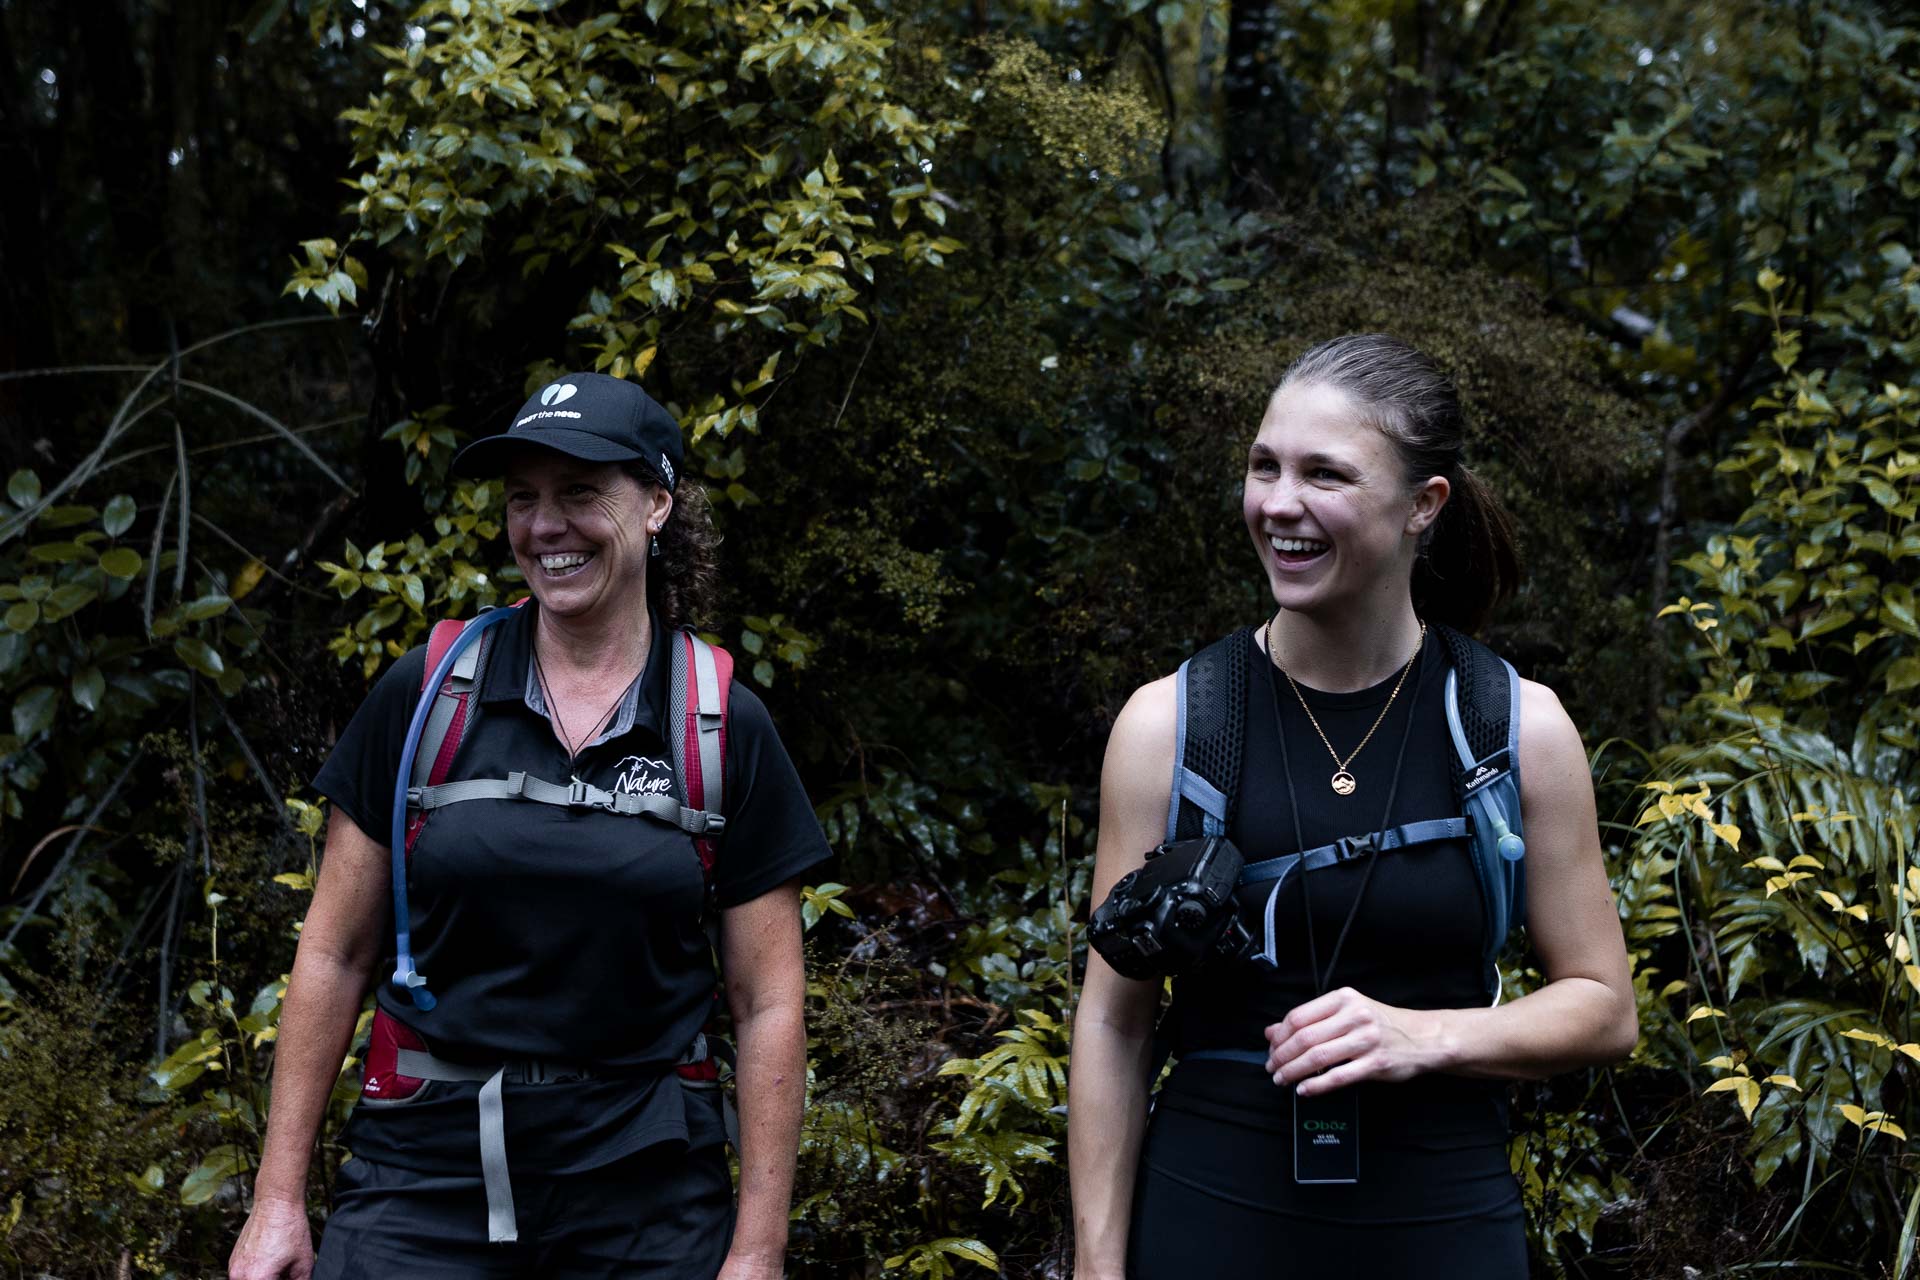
[230,373,830,1279]
[1066,335,1636,1275]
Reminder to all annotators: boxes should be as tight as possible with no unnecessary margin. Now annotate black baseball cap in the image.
[452,372,683,489]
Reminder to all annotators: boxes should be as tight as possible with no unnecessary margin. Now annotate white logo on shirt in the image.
[613,755,674,797]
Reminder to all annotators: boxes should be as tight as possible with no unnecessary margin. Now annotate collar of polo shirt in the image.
[476,601,673,746]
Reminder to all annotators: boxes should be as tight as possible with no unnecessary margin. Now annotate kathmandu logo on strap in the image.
[613,755,674,797]
[1462,749,1511,796]
[541,382,578,407]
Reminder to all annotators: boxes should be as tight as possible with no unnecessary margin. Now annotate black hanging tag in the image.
[1293,1087,1360,1184]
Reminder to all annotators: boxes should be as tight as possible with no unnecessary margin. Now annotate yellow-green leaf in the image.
[99,547,143,579]
[1706,1076,1762,1120]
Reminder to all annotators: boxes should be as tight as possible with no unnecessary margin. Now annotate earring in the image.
[649,531,661,558]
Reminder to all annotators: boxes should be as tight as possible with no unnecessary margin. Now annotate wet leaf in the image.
[99,547,144,579]
[72,666,105,712]
[173,636,226,678]
[102,493,138,537]
[11,685,58,737]
[6,469,40,507]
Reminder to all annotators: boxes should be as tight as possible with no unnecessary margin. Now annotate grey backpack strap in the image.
[667,631,729,848]
[1436,626,1527,998]
[409,618,492,795]
[407,771,726,833]
[690,634,725,817]
[1166,629,1249,842]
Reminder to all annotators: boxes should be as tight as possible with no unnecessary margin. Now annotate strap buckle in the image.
[567,778,591,808]
[1336,832,1377,862]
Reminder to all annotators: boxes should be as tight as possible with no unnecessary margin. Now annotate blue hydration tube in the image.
[389,608,513,1012]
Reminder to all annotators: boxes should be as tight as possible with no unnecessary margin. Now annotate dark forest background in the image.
[2,0,1918,1274]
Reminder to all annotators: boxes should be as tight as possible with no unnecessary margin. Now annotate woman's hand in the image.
[717,1248,784,1280]
[1264,987,1451,1095]
[228,1193,313,1280]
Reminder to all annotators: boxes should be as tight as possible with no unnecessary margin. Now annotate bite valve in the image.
[1489,814,1526,862]
[394,965,437,1012]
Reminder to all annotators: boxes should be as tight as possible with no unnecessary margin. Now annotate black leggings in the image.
[1127,1098,1528,1278]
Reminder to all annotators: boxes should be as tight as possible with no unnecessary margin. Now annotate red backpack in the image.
[363,608,733,1098]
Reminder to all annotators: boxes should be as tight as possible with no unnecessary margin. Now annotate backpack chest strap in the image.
[1239,817,1469,887]
[408,770,727,835]
[1244,817,1471,968]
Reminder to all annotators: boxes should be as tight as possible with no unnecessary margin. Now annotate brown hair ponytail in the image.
[1414,463,1520,634]
[1280,334,1522,634]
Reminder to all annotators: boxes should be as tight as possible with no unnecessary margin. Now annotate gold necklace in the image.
[1264,618,1426,796]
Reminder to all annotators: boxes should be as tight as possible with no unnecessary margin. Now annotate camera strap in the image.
[1268,636,1430,997]
[1269,636,1431,1186]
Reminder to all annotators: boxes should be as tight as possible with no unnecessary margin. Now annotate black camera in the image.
[1088,836,1253,980]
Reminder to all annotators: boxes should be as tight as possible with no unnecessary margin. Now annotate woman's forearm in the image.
[726,1000,805,1259]
[251,946,375,1205]
[1420,976,1636,1081]
[1066,1016,1155,1276]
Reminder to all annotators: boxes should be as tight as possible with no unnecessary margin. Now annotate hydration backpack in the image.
[354,607,737,1243]
[384,604,732,1013]
[1166,625,1527,1006]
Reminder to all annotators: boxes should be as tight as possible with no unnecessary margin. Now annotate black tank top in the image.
[1153,627,1519,1222]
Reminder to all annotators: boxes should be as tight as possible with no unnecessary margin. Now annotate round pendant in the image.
[1331,770,1357,796]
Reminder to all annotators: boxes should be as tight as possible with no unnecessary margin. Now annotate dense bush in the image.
[2,0,1917,1275]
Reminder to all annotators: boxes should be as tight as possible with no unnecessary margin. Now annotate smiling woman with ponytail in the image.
[1068,334,1634,1277]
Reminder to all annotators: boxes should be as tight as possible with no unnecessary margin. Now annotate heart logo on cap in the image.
[540,383,578,407]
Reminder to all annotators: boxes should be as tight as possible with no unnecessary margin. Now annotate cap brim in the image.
[452,428,646,478]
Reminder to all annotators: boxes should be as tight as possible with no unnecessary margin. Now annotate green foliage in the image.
[1605,258,1920,1268]
[0,987,178,1274]
[10,0,1920,1274]
[1674,267,1920,748]
[882,1236,1000,1277]
[320,0,959,447]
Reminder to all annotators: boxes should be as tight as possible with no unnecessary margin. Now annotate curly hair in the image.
[623,466,721,634]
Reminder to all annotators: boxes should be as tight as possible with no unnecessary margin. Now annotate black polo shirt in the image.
[311,601,831,1174]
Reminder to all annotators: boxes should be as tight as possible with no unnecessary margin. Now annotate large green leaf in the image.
[38,504,98,528]
[6,468,40,507]
[179,594,233,622]
[72,666,105,712]
[102,493,138,537]
[173,637,226,678]
[11,685,58,737]
[178,1144,251,1206]
[41,583,98,619]
[99,547,144,579]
